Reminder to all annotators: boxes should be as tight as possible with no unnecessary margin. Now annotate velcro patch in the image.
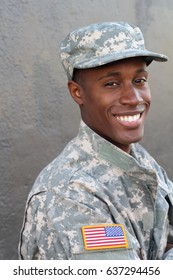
[81,224,128,250]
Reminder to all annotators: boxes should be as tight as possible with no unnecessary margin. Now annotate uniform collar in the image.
[78,120,170,196]
[78,120,138,171]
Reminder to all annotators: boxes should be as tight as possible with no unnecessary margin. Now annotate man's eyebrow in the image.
[98,71,121,81]
[136,68,148,74]
[98,68,148,81]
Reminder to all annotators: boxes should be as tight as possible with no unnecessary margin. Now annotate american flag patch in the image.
[81,224,128,250]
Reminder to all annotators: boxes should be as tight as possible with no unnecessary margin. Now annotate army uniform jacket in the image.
[19,121,173,260]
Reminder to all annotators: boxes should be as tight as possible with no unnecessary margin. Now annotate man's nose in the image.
[120,84,143,106]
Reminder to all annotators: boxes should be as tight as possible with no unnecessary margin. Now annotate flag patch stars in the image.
[81,224,128,250]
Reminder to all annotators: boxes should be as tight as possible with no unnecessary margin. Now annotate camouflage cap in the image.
[60,22,168,80]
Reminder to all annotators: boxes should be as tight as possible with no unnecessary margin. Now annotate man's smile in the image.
[115,113,141,122]
[111,105,146,128]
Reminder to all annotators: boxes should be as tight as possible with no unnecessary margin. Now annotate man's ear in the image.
[68,81,84,105]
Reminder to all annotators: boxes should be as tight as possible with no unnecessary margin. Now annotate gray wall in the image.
[0,0,173,259]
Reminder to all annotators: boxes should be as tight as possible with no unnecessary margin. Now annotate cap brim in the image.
[75,49,168,70]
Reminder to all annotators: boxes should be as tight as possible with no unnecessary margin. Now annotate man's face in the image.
[71,57,151,153]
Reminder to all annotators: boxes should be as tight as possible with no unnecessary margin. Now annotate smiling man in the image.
[19,22,173,260]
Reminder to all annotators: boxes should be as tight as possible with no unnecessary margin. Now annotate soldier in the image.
[19,22,173,259]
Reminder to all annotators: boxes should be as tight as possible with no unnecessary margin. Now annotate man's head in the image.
[60,22,168,152]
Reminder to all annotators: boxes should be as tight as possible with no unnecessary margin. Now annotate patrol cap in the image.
[60,21,168,80]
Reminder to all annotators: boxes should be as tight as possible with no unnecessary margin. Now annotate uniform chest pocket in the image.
[66,226,141,260]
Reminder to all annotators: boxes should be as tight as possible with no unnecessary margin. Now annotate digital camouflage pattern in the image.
[60,22,168,80]
[19,121,173,260]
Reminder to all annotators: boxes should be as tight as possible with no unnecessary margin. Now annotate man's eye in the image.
[105,81,119,87]
[135,78,147,84]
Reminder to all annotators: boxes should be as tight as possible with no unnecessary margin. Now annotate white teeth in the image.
[116,114,140,122]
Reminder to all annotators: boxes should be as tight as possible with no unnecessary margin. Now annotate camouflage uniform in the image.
[19,22,173,259]
[19,121,173,260]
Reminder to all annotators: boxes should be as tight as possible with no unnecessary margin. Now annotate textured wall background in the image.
[0,0,173,259]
